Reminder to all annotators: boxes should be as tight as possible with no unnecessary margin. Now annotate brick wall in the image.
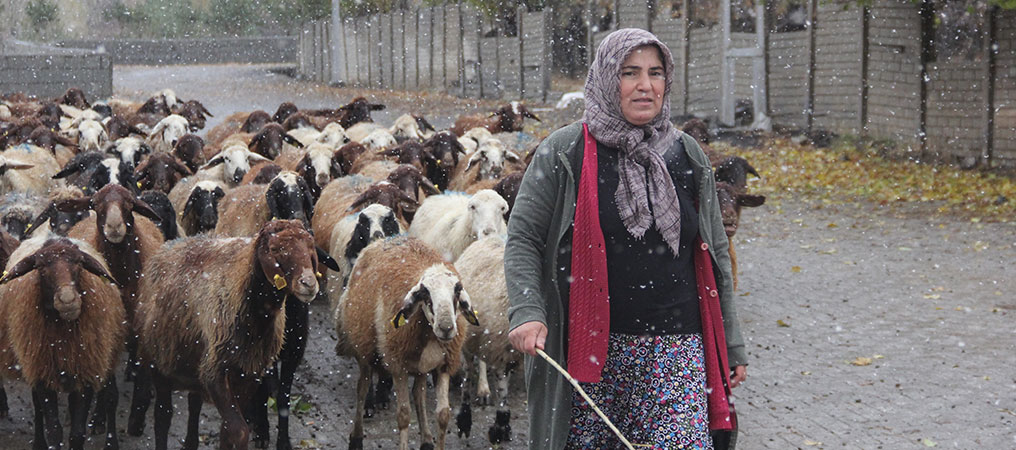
[688,26,722,117]
[521,9,551,101]
[616,1,650,30]
[813,0,864,134]
[768,30,810,129]
[866,0,922,151]
[652,17,687,116]
[57,38,298,65]
[994,10,1016,167]
[0,44,112,99]
[926,59,986,162]
[732,33,758,102]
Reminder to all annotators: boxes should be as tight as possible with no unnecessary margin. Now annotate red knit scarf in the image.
[570,124,735,430]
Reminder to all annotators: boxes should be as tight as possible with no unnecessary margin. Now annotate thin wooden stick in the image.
[535,349,651,449]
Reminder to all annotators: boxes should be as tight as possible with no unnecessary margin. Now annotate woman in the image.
[506,28,747,449]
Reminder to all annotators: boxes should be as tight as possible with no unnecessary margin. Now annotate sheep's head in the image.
[281,112,315,131]
[0,155,35,176]
[104,115,147,141]
[149,114,189,149]
[316,122,351,147]
[105,136,152,170]
[296,143,341,196]
[386,165,440,201]
[390,114,430,142]
[361,129,397,151]
[466,190,509,242]
[182,181,226,234]
[493,101,540,133]
[0,238,118,321]
[266,171,315,229]
[344,204,400,261]
[87,158,139,195]
[254,219,339,303]
[348,182,418,225]
[249,123,303,159]
[135,152,192,193]
[53,184,161,244]
[423,131,465,191]
[205,145,271,184]
[337,97,386,129]
[58,88,90,110]
[172,134,206,172]
[715,181,766,238]
[26,186,89,237]
[714,156,761,191]
[681,118,710,145]
[76,119,109,153]
[464,139,520,181]
[273,102,300,124]
[392,264,478,341]
[335,142,367,175]
[241,110,273,133]
[172,100,213,131]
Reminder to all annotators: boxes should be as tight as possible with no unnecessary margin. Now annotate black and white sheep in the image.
[214,171,315,237]
[178,180,226,236]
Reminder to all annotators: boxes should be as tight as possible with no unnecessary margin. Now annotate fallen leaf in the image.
[923,294,941,299]
[851,357,873,366]
[827,222,838,228]
[791,266,802,273]
[777,319,791,328]
[799,244,813,249]
[873,354,885,359]
[922,438,937,447]
[739,291,751,296]
[800,371,812,376]
[819,248,837,254]
[804,439,822,446]
[898,246,912,251]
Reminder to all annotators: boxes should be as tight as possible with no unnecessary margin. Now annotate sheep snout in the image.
[291,268,319,303]
[102,206,127,243]
[55,286,82,320]
[232,168,245,184]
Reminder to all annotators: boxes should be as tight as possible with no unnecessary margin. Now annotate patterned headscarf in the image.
[582,28,683,255]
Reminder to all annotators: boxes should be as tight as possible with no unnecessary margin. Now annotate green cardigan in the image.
[505,122,747,449]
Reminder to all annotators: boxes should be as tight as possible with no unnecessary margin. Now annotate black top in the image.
[558,138,702,336]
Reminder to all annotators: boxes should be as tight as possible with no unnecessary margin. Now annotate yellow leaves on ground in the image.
[776,319,791,327]
[714,138,1016,221]
[850,354,884,366]
[791,266,802,273]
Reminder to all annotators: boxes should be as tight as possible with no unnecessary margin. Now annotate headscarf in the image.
[582,28,683,255]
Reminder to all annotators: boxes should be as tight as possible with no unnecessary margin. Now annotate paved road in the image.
[0,64,1013,449]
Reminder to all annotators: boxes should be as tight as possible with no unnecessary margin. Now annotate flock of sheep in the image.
[0,85,764,450]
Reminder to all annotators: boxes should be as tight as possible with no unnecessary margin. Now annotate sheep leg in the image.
[475,360,491,405]
[127,363,153,436]
[100,378,120,450]
[392,372,412,450]
[0,385,7,418]
[247,366,275,449]
[183,391,203,450]
[68,388,94,450]
[209,370,253,450]
[454,365,472,438]
[33,388,61,450]
[349,361,372,450]
[487,368,513,444]
[411,376,433,449]
[275,298,310,450]
[434,371,452,450]
[124,335,139,381]
[88,377,111,435]
[152,373,174,450]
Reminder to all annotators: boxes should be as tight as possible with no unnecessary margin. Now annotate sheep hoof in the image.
[488,410,512,444]
[126,414,145,436]
[251,436,269,449]
[348,437,364,450]
[476,394,491,406]
[420,443,435,450]
[455,402,472,438]
[363,405,375,419]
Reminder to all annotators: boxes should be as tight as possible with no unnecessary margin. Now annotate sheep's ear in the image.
[169,156,192,176]
[369,103,386,111]
[457,286,480,326]
[315,247,340,272]
[181,194,198,219]
[520,105,541,122]
[54,197,93,214]
[2,160,34,171]
[737,194,766,208]
[420,177,441,195]
[745,161,761,179]
[329,154,344,178]
[131,197,164,223]
[53,164,82,179]
[413,115,435,132]
[149,120,167,138]
[247,152,271,164]
[204,154,226,168]
[197,102,213,117]
[0,254,38,285]
[283,133,304,148]
[25,205,54,237]
[392,284,427,329]
[55,133,77,148]
[504,150,521,163]
[464,151,485,172]
[76,249,121,287]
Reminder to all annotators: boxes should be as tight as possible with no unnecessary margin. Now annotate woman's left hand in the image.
[729,366,747,388]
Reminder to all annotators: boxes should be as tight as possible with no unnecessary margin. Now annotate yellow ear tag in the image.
[391,312,407,328]
[25,223,32,230]
[136,181,142,189]
[272,216,278,221]
[273,274,287,290]
[316,271,323,278]
[473,309,480,318]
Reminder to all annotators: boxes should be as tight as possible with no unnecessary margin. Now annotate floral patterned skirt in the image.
[566,333,712,450]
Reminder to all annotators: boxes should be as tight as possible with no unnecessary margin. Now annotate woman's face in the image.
[618,45,666,126]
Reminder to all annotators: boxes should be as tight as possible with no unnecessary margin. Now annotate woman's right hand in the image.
[509,321,548,356]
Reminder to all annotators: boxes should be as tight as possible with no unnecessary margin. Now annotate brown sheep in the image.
[135,152,192,194]
[214,171,315,237]
[335,236,477,450]
[304,96,385,129]
[129,220,330,449]
[172,133,207,173]
[450,101,541,137]
[0,236,124,450]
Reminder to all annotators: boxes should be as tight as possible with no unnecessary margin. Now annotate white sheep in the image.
[447,138,521,192]
[76,119,109,153]
[0,144,64,197]
[454,235,520,444]
[147,114,190,153]
[359,128,398,151]
[334,235,478,450]
[199,143,272,186]
[457,127,494,154]
[407,189,508,262]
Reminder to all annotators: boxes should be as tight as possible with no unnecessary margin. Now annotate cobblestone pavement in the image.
[0,64,1012,449]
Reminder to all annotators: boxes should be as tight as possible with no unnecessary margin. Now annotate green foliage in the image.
[26,0,59,28]
[101,0,332,38]
[990,0,1016,9]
